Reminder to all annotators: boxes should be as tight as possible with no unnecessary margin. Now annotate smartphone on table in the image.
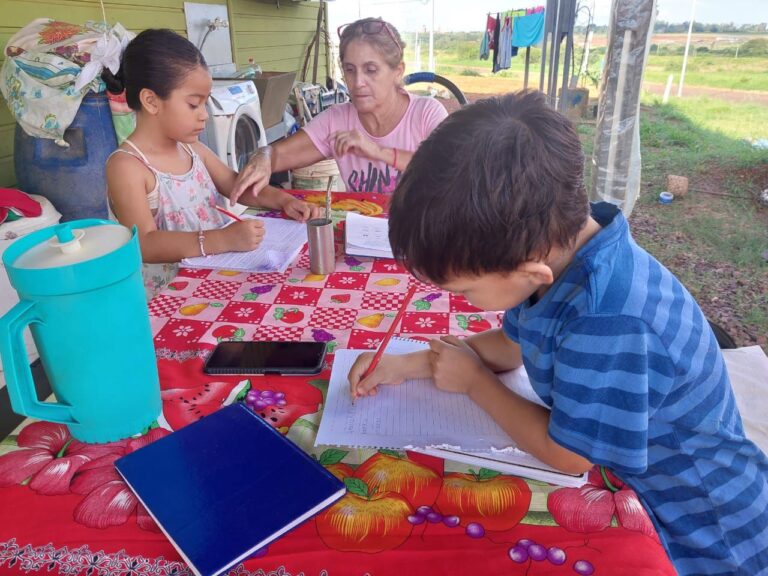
[203,341,327,375]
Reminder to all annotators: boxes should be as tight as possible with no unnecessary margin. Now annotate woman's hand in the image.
[428,335,495,395]
[229,148,272,206]
[283,198,321,222]
[332,130,383,161]
[219,219,265,252]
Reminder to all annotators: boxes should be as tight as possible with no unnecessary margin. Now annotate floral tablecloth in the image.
[0,193,676,575]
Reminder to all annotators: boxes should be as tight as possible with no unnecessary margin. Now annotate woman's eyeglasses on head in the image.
[337,20,402,56]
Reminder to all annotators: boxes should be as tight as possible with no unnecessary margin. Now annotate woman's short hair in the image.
[338,17,405,70]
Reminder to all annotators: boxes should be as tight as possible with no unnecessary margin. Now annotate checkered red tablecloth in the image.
[0,194,676,576]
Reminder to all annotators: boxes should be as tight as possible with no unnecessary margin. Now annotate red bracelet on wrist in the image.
[392,148,398,170]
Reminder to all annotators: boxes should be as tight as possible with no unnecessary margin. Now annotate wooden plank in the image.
[0,126,14,159]
[0,106,14,127]
[3,1,186,30]
[0,156,16,188]
[232,18,320,34]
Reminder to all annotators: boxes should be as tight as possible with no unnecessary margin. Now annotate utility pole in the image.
[678,0,697,97]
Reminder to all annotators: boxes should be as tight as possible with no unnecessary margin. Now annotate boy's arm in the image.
[463,328,524,372]
[429,336,593,475]
[469,373,593,474]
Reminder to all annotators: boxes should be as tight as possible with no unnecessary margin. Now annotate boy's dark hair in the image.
[388,90,589,284]
[102,29,207,111]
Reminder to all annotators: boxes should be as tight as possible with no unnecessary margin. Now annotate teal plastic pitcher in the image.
[0,219,160,443]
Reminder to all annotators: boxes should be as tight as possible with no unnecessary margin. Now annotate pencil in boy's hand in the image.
[354,283,417,403]
[215,205,243,222]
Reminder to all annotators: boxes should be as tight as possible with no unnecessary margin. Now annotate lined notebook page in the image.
[316,338,534,451]
[182,216,307,272]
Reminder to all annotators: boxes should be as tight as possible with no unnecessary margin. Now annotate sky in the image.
[328,0,768,33]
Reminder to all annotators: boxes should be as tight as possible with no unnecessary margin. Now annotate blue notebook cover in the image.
[115,403,345,576]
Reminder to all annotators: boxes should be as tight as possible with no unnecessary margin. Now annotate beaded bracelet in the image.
[198,229,207,257]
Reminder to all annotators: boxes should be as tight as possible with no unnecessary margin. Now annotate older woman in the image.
[230,17,448,199]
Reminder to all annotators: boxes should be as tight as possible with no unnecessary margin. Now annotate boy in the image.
[348,91,768,575]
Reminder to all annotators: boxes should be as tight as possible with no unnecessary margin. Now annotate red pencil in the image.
[355,283,417,401]
[215,205,243,222]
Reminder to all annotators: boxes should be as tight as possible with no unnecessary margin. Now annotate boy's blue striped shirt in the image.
[503,202,768,575]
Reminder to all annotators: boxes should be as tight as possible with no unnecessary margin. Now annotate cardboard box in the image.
[252,71,297,128]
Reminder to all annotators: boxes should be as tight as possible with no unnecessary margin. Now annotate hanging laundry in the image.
[491,13,502,73]
[479,14,496,60]
[512,10,546,47]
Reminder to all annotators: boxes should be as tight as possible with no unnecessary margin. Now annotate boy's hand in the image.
[429,335,492,394]
[222,219,265,252]
[283,198,321,222]
[348,353,407,401]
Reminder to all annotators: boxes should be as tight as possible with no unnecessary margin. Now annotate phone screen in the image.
[204,341,327,375]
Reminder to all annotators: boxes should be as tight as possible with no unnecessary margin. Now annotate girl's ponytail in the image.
[101,67,125,94]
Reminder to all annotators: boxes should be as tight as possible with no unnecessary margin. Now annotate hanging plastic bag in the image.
[0,19,133,146]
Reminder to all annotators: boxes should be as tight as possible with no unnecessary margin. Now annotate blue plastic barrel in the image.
[14,92,118,222]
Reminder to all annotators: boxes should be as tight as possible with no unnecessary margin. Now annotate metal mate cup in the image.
[307,218,335,275]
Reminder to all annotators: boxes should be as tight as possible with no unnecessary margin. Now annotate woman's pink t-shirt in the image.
[301,92,448,193]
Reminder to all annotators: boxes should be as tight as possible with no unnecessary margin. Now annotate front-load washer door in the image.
[227,107,266,172]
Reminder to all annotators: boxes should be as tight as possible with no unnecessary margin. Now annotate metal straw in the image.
[325,176,334,223]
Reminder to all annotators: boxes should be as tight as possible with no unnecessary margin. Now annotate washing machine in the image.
[205,79,267,213]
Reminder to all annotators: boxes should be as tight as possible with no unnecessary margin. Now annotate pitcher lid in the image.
[13,222,132,269]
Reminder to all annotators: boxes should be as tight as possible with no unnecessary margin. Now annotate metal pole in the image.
[677,0,696,97]
[428,0,435,72]
[524,46,531,90]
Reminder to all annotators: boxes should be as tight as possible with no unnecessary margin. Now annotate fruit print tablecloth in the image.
[0,193,677,576]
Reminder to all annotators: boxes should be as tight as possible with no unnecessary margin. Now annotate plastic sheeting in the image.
[0,19,132,146]
[589,0,656,215]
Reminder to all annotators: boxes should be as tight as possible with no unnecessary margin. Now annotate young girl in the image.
[104,29,316,298]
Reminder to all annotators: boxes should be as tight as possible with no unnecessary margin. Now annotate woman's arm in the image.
[194,142,317,221]
[229,131,326,205]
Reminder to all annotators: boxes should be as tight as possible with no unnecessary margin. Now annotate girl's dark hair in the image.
[389,90,589,284]
[102,28,207,111]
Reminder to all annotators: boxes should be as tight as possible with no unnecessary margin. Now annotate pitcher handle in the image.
[0,300,77,424]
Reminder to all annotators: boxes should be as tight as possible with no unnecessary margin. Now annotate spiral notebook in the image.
[115,403,345,576]
[316,337,587,487]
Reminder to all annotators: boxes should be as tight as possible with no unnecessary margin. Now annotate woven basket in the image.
[666,174,689,197]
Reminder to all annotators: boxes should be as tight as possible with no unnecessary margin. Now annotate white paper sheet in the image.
[316,337,589,486]
[181,216,307,272]
[344,212,393,259]
[317,338,533,451]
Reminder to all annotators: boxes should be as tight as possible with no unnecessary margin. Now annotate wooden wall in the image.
[0,0,327,186]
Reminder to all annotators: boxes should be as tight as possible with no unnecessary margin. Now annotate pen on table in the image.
[353,283,417,404]
[215,205,243,222]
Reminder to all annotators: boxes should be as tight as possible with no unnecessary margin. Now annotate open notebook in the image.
[344,211,393,259]
[316,337,587,487]
[182,216,307,272]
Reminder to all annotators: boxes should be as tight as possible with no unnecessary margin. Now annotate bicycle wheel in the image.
[404,72,469,106]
